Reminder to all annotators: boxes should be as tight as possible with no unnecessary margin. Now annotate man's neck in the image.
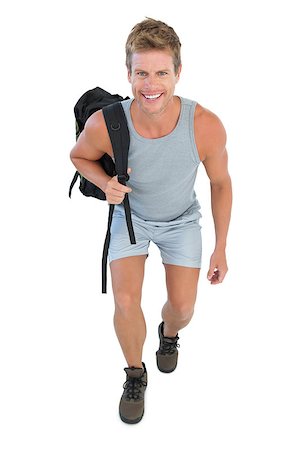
[130,96,181,139]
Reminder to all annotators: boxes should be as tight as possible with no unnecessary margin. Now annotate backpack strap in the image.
[69,171,80,198]
[101,102,136,293]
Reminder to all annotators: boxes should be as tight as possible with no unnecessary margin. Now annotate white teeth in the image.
[144,93,161,99]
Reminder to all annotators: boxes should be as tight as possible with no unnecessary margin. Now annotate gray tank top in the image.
[114,96,201,222]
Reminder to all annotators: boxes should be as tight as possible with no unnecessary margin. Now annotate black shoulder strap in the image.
[101,102,136,294]
[102,102,130,178]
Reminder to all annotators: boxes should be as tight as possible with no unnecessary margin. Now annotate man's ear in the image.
[127,69,132,83]
[176,64,182,82]
[176,64,182,83]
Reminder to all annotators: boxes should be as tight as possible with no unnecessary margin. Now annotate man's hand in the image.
[207,249,228,284]
[105,167,132,204]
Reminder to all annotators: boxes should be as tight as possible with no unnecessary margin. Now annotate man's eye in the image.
[137,72,146,77]
[158,72,167,76]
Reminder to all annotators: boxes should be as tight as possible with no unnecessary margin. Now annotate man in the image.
[70,18,232,424]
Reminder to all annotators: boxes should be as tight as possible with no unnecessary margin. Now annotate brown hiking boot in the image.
[156,322,180,373]
[119,362,147,424]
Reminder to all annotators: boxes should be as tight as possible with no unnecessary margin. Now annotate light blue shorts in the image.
[108,205,202,268]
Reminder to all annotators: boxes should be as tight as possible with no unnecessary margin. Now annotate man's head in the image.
[125,18,182,116]
[125,18,182,76]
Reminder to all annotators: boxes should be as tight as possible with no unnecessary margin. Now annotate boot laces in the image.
[161,336,180,355]
[123,376,147,401]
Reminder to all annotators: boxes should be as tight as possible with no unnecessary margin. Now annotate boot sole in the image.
[120,410,144,424]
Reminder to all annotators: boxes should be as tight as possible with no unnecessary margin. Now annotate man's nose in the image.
[144,74,157,88]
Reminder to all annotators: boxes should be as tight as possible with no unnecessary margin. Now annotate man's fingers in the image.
[209,269,227,284]
[112,184,132,194]
[207,266,216,280]
[111,176,132,193]
[218,271,226,283]
[209,269,219,284]
[207,268,221,284]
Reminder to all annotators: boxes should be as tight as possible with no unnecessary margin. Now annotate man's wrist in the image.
[214,241,227,252]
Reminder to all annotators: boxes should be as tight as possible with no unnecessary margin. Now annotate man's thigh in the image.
[164,264,200,309]
[109,255,148,300]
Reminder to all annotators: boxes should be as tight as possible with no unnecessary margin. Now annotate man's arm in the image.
[197,109,232,284]
[70,110,133,203]
[70,110,113,193]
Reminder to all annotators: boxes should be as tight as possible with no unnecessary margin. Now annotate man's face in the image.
[128,49,181,116]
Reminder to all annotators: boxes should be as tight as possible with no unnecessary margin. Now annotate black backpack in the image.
[69,87,136,294]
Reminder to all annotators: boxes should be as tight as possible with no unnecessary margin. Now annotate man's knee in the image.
[114,292,142,316]
[166,300,194,321]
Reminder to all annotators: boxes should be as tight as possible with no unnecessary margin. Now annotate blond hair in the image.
[125,18,182,74]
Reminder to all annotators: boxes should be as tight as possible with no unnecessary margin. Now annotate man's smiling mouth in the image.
[142,93,163,100]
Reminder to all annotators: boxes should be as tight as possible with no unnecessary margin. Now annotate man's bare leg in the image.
[162,264,200,337]
[110,255,148,368]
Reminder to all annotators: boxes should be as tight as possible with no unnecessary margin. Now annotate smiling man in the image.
[70,18,232,424]
[129,49,181,120]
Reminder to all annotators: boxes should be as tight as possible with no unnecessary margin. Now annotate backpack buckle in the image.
[118,173,130,183]
[111,123,121,131]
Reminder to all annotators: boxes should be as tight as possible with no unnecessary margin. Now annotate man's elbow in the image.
[210,174,232,191]
[70,146,81,163]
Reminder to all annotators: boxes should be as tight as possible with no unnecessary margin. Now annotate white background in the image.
[1,0,300,448]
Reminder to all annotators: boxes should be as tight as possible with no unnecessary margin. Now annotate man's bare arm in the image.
[200,111,232,284]
[69,110,132,203]
[70,110,112,192]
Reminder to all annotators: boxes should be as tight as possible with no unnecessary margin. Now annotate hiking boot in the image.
[119,362,147,424]
[156,322,180,373]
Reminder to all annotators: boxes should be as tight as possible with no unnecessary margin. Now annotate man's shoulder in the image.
[84,109,108,141]
[181,97,217,123]
[194,103,227,161]
[195,104,226,138]
[83,109,114,157]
